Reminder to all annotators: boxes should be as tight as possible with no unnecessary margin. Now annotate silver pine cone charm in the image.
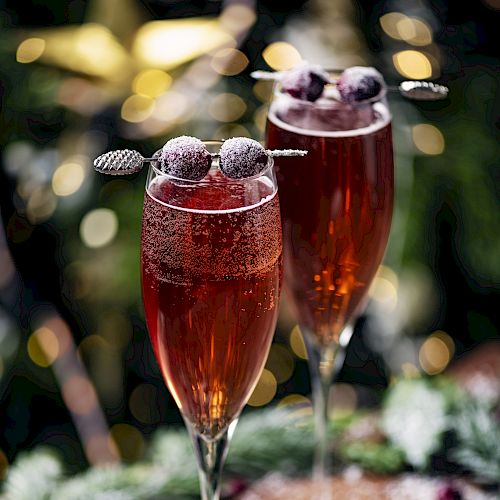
[94,149,145,175]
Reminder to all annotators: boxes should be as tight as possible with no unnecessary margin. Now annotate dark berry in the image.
[219,138,269,179]
[437,484,462,500]
[281,63,330,102]
[160,136,211,181]
[337,66,385,103]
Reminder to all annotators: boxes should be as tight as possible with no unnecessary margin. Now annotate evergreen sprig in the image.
[1,378,498,499]
[452,400,500,484]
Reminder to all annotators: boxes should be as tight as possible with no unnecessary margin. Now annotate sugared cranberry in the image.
[337,66,385,103]
[281,63,330,102]
[160,136,211,181]
[219,138,269,179]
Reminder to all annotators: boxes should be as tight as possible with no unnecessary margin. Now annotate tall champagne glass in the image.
[141,141,282,500]
[266,74,394,483]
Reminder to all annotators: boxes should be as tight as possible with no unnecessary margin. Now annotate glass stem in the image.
[305,338,339,483]
[187,422,235,500]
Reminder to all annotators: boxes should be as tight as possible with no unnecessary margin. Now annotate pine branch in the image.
[339,442,405,475]
[2,448,63,500]
[451,401,500,484]
[2,379,498,498]
[381,378,448,469]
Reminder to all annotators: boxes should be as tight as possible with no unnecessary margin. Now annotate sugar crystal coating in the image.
[160,136,211,181]
[337,66,386,103]
[219,138,269,179]
[281,62,330,102]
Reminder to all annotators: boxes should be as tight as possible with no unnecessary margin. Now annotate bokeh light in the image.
[412,124,445,155]
[289,325,308,360]
[393,50,433,79]
[401,362,421,378]
[33,24,128,79]
[265,343,295,384]
[16,38,45,63]
[62,375,98,415]
[208,93,247,122]
[80,208,118,249]
[133,19,234,68]
[278,394,313,418]
[380,12,408,39]
[219,4,256,33]
[253,105,268,133]
[97,312,133,350]
[278,394,311,409]
[27,327,60,368]
[129,384,162,424]
[253,81,273,103]
[432,330,455,357]
[26,188,57,223]
[110,424,145,462]
[132,69,172,98]
[78,335,110,358]
[247,369,277,407]
[262,41,301,70]
[210,48,249,75]
[398,18,433,46]
[368,265,399,311]
[419,332,454,375]
[380,13,432,46]
[153,91,189,123]
[121,94,155,123]
[52,161,86,197]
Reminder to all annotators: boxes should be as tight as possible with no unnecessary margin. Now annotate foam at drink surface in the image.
[142,172,281,285]
[269,92,391,138]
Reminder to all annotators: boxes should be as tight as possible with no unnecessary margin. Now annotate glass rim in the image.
[148,140,275,185]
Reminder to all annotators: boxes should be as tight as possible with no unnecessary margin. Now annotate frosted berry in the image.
[337,66,385,103]
[219,138,269,179]
[160,136,211,181]
[281,63,330,102]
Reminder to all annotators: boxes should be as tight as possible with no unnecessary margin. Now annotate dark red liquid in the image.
[141,172,282,438]
[266,104,393,346]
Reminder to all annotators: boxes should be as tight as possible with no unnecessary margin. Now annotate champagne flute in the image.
[265,69,394,486]
[140,141,282,500]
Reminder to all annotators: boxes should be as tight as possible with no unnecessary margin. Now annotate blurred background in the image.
[0,0,498,484]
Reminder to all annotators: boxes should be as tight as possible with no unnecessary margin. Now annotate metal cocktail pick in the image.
[397,80,449,100]
[94,148,307,175]
[250,70,449,101]
[93,149,149,175]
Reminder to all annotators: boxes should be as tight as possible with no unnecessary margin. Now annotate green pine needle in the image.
[452,401,500,484]
[3,448,62,500]
[340,442,405,475]
[2,379,498,498]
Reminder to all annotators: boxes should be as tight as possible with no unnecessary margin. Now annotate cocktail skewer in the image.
[250,70,449,101]
[94,147,307,175]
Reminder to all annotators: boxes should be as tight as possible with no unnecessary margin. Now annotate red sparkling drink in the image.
[266,93,393,346]
[141,168,282,438]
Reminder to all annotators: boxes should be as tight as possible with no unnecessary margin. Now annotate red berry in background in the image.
[281,62,330,102]
[337,66,386,103]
